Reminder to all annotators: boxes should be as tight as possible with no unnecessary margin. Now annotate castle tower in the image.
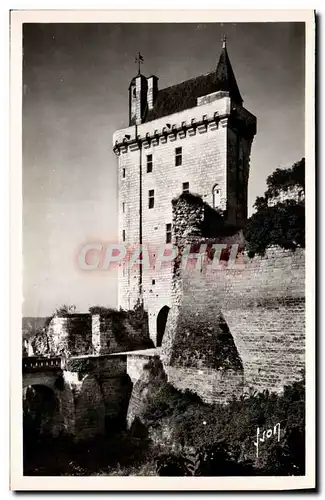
[113,41,257,345]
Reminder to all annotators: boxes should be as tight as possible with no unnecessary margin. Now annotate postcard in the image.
[10,9,315,491]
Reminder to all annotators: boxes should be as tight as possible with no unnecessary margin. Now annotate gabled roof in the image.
[143,45,243,123]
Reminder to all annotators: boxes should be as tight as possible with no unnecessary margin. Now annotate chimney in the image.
[129,74,148,126]
[147,75,159,110]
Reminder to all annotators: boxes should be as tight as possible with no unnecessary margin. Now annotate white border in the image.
[10,9,315,491]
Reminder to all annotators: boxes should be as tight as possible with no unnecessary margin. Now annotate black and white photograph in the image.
[10,9,315,491]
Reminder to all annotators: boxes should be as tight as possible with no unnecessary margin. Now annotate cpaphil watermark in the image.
[77,242,245,272]
[253,423,281,458]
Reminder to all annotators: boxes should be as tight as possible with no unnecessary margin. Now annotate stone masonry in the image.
[161,244,305,400]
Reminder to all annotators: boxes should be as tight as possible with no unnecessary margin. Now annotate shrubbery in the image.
[141,366,305,476]
[245,158,305,256]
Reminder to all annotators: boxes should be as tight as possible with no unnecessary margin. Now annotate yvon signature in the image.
[253,423,281,458]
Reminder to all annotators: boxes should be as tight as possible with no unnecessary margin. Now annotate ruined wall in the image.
[46,310,151,358]
[91,310,152,354]
[91,314,120,354]
[164,246,305,396]
[47,314,93,357]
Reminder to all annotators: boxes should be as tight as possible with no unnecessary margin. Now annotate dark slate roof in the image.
[143,46,243,123]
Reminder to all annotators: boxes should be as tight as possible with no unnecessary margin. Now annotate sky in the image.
[22,22,305,317]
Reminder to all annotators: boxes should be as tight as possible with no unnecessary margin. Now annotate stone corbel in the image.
[160,133,167,144]
[197,122,207,134]
[188,119,197,137]
[129,141,140,152]
[208,121,218,131]
[197,115,208,134]
[152,131,159,146]
[220,117,228,128]
[143,133,151,149]
[178,121,186,139]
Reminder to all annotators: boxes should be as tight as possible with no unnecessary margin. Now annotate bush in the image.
[143,382,203,427]
[245,158,305,255]
[143,376,305,476]
[156,453,188,476]
[245,200,305,255]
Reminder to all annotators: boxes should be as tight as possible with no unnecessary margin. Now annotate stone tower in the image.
[113,41,257,345]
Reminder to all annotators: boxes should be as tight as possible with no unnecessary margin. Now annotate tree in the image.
[245,158,305,255]
[54,304,76,316]
[29,327,50,356]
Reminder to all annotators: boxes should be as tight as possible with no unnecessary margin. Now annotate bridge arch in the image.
[23,384,61,440]
[23,372,76,438]
[156,306,170,347]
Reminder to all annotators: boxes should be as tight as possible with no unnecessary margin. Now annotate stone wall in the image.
[46,310,151,358]
[126,349,159,384]
[65,355,130,440]
[165,366,244,405]
[91,310,152,354]
[91,314,120,354]
[163,246,305,396]
[47,314,93,357]
[73,374,106,441]
[126,356,167,429]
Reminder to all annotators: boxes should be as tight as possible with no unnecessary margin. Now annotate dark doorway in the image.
[156,306,170,347]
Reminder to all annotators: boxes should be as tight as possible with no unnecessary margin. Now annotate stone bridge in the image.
[22,353,142,441]
[23,356,63,389]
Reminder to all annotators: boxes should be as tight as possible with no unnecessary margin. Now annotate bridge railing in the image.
[22,356,62,372]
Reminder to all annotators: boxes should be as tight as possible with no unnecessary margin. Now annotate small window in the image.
[133,87,136,98]
[213,184,221,208]
[122,230,125,242]
[148,189,155,209]
[147,154,153,173]
[182,182,189,194]
[122,168,125,178]
[175,147,182,166]
[152,279,155,285]
[166,223,172,243]
[122,202,125,213]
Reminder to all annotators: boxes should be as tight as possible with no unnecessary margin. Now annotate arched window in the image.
[212,184,221,208]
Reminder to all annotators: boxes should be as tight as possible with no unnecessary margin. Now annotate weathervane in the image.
[135,52,144,75]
